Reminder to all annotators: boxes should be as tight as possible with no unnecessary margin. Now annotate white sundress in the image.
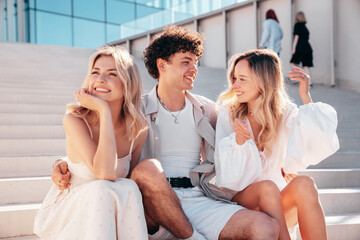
[34,118,148,240]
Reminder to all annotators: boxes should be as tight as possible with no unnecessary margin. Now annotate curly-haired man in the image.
[131,25,280,240]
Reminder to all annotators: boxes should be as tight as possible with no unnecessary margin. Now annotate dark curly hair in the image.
[143,25,204,80]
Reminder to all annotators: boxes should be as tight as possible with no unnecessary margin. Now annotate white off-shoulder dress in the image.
[214,101,340,193]
[34,120,148,240]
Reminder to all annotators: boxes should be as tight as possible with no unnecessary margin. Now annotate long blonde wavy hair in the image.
[218,49,290,154]
[67,45,147,140]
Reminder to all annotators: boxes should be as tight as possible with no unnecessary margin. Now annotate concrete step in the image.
[339,139,360,152]
[319,187,360,214]
[296,212,360,240]
[0,139,65,156]
[0,177,52,205]
[337,129,360,139]
[0,103,65,114]
[0,155,63,178]
[0,87,75,97]
[300,169,360,188]
[0,203,40,238]
[311,152,360,169]
[0,93,73,105]
[1,235,40,240]
[0,113,63,125]
[338,121,360,129]
[0,125,65,139]
[325,213,360,240]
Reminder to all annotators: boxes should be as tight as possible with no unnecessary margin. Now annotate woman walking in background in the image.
[290,11,313,86]
[258,9,283,56]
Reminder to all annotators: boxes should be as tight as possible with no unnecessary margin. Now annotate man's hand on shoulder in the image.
[51,159,71,190]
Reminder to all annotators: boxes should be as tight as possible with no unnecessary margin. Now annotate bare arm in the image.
[292,35,299,54]
[128,129,148,176]
[64,89,118,180]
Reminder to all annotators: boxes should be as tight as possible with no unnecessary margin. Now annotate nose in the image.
[233,79,241,88]
[189,63,198,75]
[96,73,107,82]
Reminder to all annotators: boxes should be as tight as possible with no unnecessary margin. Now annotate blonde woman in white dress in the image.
[34,46,148,240]
[215,49,339,240]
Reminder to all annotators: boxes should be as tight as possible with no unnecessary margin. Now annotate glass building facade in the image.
[1,0,247,48]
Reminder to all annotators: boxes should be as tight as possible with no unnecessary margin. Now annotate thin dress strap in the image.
[82,117,93,139]
[128,138,135,155]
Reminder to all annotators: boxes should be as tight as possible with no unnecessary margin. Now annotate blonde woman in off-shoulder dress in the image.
[34,46,148,240]
[215,49,339,240]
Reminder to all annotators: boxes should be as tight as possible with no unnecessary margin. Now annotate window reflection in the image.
[74,18,105,48]
[74,0,105,21]
[36,11,72,46]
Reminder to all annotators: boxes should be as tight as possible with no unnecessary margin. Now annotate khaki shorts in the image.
[149,187,244,240]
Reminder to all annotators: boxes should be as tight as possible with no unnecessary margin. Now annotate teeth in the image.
[185,76,194,81]
[95,88,110,92]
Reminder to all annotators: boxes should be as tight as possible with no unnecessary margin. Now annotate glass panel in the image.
[35,11,72,46]
[36,0,71,15]
[106,23,121,43]
[74,18,105,48]
[136,4,161,19]
[29,9,36,43]
[73,0,105,21]
[106,0,135,24]
[136,0,163,8]
[29,0,35,9]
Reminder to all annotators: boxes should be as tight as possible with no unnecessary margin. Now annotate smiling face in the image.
[232,59,260,108]
[159,51,198,91]
[89,55,124,103]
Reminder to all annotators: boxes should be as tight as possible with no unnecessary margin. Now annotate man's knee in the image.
[130,159,167,188]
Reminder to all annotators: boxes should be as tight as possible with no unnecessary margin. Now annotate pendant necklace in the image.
[158,96,186,124]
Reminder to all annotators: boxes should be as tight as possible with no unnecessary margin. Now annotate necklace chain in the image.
[157,95,186,124]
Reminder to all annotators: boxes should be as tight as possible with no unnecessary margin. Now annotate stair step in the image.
[339,139,360,152]
[1,235,40,240]
[0,103,65,114]
[0,204,41,238]
[300,169,360,188]
[319,187,360,214]
[0,87,76,97]
[0,177,52,205]
[311,152,360,168]
[0,125,65,139]
[0,139,66,156]
[296,213,360,240]
[337,129,360,139]
[338,121,360,129]
[0,156,63,178]
[0,113,63,125]
[0,93,73,105]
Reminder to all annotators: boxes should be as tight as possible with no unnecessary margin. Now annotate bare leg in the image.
[232,181,291,240]
[281,176,327,240]
[219,207,280,240]
[130,159,193,238]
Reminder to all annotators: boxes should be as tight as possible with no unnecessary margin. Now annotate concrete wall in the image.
[130,36,148,59]
[335,0,360,91]
[198,14,226,68]
[227,4,257,62]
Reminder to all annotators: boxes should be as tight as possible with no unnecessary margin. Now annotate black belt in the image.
[168,177,194,188]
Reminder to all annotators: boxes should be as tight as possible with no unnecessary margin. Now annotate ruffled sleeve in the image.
[214,105,262,191]
[283,102,340,173]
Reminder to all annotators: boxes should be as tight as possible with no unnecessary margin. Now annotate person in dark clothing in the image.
[290,11,313,86]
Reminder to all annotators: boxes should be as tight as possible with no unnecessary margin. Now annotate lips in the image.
[236,91,245,96]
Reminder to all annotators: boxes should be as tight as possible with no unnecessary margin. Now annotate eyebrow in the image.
[92,67,117,71]
[234,74,248,78]
[181,56,196,61]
